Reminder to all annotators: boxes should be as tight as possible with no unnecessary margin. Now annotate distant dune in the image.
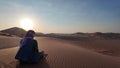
[0,27,26,37]
[1,27,120,40]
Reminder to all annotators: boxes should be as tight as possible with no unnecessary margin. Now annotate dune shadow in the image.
[15,59,50,68]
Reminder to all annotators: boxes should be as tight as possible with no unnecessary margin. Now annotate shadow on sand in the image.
[15,59,50,68]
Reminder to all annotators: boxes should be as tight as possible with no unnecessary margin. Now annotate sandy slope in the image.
[65,39,120,57]
[0,37,120,68]
[0,36,20,49]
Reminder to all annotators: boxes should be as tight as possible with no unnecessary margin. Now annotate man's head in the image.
[25,30,35,38]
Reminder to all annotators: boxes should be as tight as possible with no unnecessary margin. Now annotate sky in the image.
[0,0,120,33]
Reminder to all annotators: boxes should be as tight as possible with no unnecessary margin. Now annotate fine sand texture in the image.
[65,39,120,57]
[0,37,120,68]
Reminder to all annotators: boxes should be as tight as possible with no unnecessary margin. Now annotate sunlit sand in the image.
[0,36,120,68]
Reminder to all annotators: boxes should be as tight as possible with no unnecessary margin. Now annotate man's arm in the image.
[33,40,39,52]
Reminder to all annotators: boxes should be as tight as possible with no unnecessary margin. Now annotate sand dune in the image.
[0,36,20,49]
[0,37,120,68]
[68,39,120,57]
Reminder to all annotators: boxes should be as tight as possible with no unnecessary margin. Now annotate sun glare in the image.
[20,18,33,30]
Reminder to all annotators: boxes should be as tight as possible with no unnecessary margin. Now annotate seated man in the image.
[15,30,46,63]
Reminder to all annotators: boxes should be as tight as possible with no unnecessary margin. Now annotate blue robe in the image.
[15,38,40,63]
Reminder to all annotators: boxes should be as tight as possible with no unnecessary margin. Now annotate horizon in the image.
[0,0,120,33]
[1,26,120,34]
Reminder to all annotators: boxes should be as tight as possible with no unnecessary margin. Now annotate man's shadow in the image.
[15,59,50,68]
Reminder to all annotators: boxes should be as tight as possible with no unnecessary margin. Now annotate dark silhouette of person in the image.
[15,30,46,63]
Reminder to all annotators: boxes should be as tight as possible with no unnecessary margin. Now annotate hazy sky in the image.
[0,0,120,33]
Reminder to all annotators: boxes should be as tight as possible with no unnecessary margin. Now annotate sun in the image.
[20,18,33,30]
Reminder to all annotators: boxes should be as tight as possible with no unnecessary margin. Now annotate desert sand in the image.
[0,36,20,49]
[0,36,120,68]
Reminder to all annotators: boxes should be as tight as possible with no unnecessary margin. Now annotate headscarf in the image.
[20,30,35,48]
